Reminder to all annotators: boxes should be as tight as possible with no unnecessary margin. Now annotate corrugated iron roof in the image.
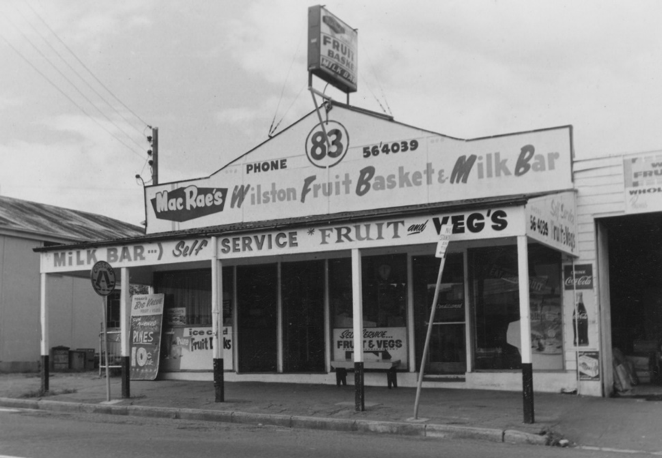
[0,195,144,242]
[33,192,561,253]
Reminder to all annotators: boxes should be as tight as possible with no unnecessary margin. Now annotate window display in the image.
[471,244,563,371]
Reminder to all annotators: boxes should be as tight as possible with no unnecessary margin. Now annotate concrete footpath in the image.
[1,372,661,453]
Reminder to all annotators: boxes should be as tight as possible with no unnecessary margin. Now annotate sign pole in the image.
[101,295,111,402]
[413,225,451,420]
[413,256,446,419]
[90,260,116,404]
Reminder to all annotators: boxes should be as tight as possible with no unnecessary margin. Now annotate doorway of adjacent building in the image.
[603,213,662,387]
[237,263,277,372]
[281,260,325,372]
[413,253,466,374]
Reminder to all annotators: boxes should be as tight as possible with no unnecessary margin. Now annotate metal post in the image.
[351,248,364,412]
[517,235,534,423]
[101,296,111,402]
[151,127,159,185]
[120,268,130,399]
[211,237,224,402]
[40,272,49,393]
[413,256,446,419]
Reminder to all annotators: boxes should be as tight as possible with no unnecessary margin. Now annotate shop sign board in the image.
[161,326,233,371]
[525,191,577,256]
[42,237,213,273]
[333,327,407,365]
[144,109,573,234]
[217,207,526,259]
[130,294,164,381]
[308,5,358,93]
[623,152,662,214]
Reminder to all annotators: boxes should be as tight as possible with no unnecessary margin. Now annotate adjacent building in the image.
[0,195,143,372]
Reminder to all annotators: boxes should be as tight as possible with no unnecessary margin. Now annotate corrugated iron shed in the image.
[0,195,144,242]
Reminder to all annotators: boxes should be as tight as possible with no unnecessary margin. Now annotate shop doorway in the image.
[281,260,325,372]
[237,263,278,372]
[413,253,466,374]
[603,213,662,387]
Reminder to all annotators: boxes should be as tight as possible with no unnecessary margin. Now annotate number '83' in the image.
[305,121,350,168]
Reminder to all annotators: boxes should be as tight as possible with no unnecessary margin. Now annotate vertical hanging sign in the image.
[130,294,165,381]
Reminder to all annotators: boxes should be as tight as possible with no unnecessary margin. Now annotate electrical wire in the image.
[13,1,146,139]
[0,30,145,160]
[268,25,305,137]
[270,83,307,135]
[5,13,147,153]
[23,0,151,128]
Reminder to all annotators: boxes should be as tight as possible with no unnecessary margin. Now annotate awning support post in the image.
[518,235,535,424]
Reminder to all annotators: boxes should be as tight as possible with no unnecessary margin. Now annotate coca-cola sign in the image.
[563,264,593,290]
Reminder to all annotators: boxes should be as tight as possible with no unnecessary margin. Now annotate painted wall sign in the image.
[308,5,358,93]
[217,207,525,259]
[333,327,407,365]
[130,294,165,381]
[525,191,578,256]
[42,238,212,273]
[623,153,662,214]
[144,108,573,235]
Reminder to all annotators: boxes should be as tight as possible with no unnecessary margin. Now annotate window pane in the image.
[155,269,211,326]
[471,244,563,371]
[330,254,407,328]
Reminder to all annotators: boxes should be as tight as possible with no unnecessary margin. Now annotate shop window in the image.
[237,263,278,372]
[471,244,563,371]
[155,268,234,327]
[412,253,465,374]
[330,254,407,328]
[281,260,325,372]
[106,290,121,329]
[155,269,212,326]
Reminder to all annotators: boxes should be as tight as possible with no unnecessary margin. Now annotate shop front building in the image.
[36,103,583,394]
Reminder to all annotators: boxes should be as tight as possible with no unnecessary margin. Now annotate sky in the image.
[1,0,661,227]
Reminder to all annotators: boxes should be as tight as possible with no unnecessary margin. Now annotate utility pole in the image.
[150,127,159,185]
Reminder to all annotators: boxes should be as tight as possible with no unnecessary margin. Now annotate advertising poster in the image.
[161,326,233,371]
[332,327,407,365]
[563,264,597,351]
[578,351,600,381]
[130,294,165,381]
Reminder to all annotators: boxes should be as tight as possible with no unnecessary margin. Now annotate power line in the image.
[5,13,147,153]
[13,1,146,139]
[0,30,145,160]
[23,0,151,128]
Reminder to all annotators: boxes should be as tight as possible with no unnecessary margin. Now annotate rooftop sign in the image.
[308,5,358,93]
[143,107,574,234]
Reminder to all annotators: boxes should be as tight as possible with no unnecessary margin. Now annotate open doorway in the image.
[603,212,662,391]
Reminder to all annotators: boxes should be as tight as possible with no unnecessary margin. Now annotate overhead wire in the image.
[0,30,145,160]
[22,0,151,129]
[268,24,305,137]
[14,1,146,139]
[4,12,147,153]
